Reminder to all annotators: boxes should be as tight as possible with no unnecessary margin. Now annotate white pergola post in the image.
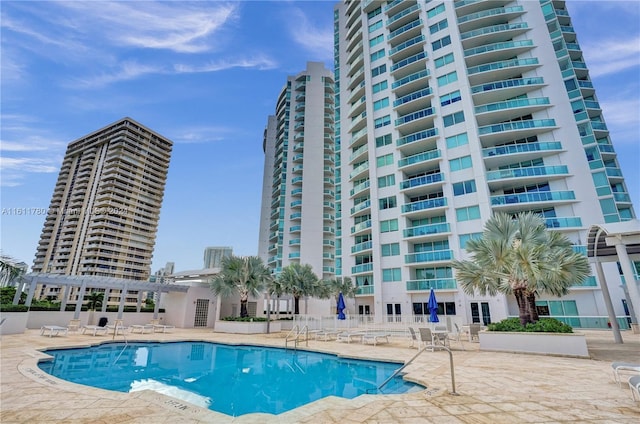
[610,237,640,325]
[594,259,623,343]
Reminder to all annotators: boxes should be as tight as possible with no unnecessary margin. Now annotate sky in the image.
[1,0,639,274]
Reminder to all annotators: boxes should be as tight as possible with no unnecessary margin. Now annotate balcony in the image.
[457,6,525,33]
[396,127,438,155]
[388,34,425,60]
[471,76,545,104]
[406,278,457,291]
[351,220,372,235]
[482,141,562,168]
[386,3,421,32]
[351,240,373,254]
[478,119,556,144]
[544,217,583,230]
[350,199,371,216]
[403,222,450,239]
[460,22,529,48]
[398,149,441,172]
[399,172,444,192]
[390,51,427,79]
[356,285,374,296]
[352,263,374,274]
[393,87,433,112]
[464,40,535,67]
[388,19,423,44]
[391,69,430,97]
[486,165,569,183]
[491,190,576,209]
[405,249,453,264]
[401,197,447,215]
[395,107,436,133]
[467,58,540,85]
[349,161,370,181]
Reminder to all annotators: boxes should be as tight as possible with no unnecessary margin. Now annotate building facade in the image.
[203,246,233,269]
[332,0,636,325]
[258,62,337,313]
[33,117,172,300]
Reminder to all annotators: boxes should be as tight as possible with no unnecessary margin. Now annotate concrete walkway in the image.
[1,328,638,423]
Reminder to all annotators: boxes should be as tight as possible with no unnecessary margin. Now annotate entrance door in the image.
[194,299,209,327]
[470,302,491,325]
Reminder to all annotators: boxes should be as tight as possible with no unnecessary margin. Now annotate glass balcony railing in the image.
[460,22,528,40]
[471,77,544,94]
[402,197,447,213]
[613,192,632,203]
[406,278,457,291]
[458,5,524,24]
[464,39,534,57]
[387,18,423,41]
[350,180,370,196]
[386,3,420,27]
[393,87,433,107]
[403,222,450,238]
[350,220,372,234]
[491,190,575,205]
[351,240,373,254]
[478,118,556,135]
[392,69,430,89]
[396,127,438,147]
[605,167,622,177]
[544,217,583,228]
[486,165,568,181]
[398,149,441,168]
[390,51,427,73]
[350,200,371,215]
[395,107,436,126]
[349,162,369,179]
[356,285,374,295]
[482,141,561,157]
[475,97,550,114]
[405,249,453,264]
[388,35,425,56]
[467,57,539,75]
[352,263,374,274]
[399,172,444,190]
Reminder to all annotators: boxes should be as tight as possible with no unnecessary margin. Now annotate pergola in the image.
[12,273,189,320]
[587,220,640,343]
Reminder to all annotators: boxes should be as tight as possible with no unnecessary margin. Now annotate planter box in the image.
[0,312,30,335]
[214,321,281,334]
[479,331,589,358]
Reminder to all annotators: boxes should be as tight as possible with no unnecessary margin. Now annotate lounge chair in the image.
[362,332,390,346]
[149,319,175,333]
[130,324,155,334]
[629,375,640,401]
[81,325,109,336]
[107,319,129,335]
[469,323,481,342]
[313,329,340,341]
[336,330,364,343]
[612,362,640,386]
[67,319,81,333]
[40,325,68,337]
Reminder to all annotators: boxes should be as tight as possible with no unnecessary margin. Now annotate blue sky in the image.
[1,1,639,273]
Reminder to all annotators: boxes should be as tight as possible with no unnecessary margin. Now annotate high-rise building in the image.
[258,62,337,294]
[203,246,233,269]
[332,1,636,323]
[33,117,172,282]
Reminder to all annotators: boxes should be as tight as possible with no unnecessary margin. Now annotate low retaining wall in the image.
[215,321,282,334]
[479,331,589,358]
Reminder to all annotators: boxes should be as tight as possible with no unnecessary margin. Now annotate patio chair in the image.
[629,375,640,401]
[418,327,436,352]
[408,327,420,348]
[469,323,481,342]
[433,325,450,347]
[67,319,81,333]
[611,362,640,386]
[452,323,466,350]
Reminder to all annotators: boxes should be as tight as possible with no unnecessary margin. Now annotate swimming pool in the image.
[38,341,423,416]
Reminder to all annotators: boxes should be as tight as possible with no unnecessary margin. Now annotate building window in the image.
[378,174,395,188]
[372,80,388,93]
[380,219,399,233]
[456,205,481,222]
[449,155,472,171]
[379,196,397,210]
[376,153,394,167]
[382,268,402,282]
[453,180,477,196]
[432,35,451,51]
[374,115,391,128]
[381,243,400,256]
[368,20,382,33]
[437,71,458,87]
[429,19,448,34]
[435,52,454,68]
[427,3,445,18]
[443,111,465,127]
[446,132,468,149]
[372,64,387,78]
[369,34,384,48]
[367,6,381,19]
[373,97,389,111]
[370,49,385,62]
[375,134,392,147]
[440,90,461,106]
[459,233,482,249]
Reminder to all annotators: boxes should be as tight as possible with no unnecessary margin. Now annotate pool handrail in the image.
[285,325,309,350]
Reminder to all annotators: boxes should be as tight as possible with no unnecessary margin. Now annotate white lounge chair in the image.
[629,375,640,401]
[130,324,155,334]
[150,319,175,333]
[612,362,640,386]
[362,332,390,346]
[336,331,364,343]
[81,325,109,336]
[40,325,68,337]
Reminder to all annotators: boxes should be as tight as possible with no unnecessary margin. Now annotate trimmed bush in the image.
[488,317,573,333]
[0,304,29,312]
[221,316,268,322]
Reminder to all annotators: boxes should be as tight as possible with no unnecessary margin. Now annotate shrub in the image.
[0,304,29,312]
[488,317,573,333]
[221,316,267,322]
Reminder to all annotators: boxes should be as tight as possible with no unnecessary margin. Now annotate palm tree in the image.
[277,263,320,315]
[265,277,286,319]
[86,291,104,311]
[452,212,591,326]
[0,256,25,287]
[210,255,271,318]
[325,276,356,314]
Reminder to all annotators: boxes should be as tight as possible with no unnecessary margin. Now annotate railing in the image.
[285,324,309,350]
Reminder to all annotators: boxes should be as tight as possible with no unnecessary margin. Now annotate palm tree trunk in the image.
[294,296,300,315]
[526,292,539,322]
[240,300,249,317]
[514,289,530,326]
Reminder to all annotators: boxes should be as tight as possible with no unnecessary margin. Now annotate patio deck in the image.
[1,328,638,423]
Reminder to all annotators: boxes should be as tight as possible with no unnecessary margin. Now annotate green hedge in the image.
[0,304,29,312]
[221,316,268,322]
[487,317,573,333]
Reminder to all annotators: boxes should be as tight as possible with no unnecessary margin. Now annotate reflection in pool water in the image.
[39,342,423,416]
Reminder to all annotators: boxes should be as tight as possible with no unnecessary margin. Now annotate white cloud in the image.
[173,56,278,74]
[287,8,333,61]
[71,61,166,88]
[169,125,241,144]
[581,37,640,78]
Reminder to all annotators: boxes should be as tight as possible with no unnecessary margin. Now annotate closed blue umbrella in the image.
[337,292,346,320]
[428,288,439,323]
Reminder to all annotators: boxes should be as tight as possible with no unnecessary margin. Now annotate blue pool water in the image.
[38,342,423,416]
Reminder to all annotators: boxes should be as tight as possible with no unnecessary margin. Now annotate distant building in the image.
[31,117,172,303]
[203,247,232,269]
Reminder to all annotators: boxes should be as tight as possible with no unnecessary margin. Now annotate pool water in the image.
[38,342,423,416]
